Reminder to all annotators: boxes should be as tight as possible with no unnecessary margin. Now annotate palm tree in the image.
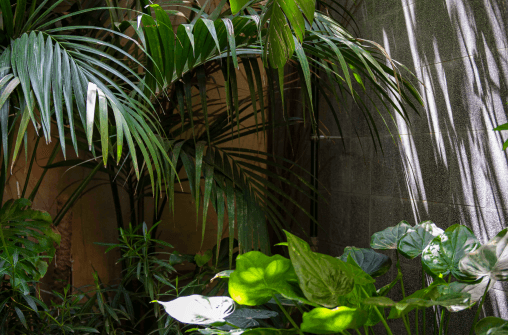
[0,0,422,263]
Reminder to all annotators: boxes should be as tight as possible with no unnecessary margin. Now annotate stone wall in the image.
[319,0,508,332]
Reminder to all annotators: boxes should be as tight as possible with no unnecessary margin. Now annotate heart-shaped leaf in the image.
[219,309,278,330]
[475,317,508,335]
[228,251,311,306]
[370,221,413,250]
[459,228,508,281]
[437,276,494,312]
[339,247,392,277]
[397,221,444,259]
[285,231,370,308]
[422,224,480,279]
[153,295,234,325]
[195,250,213,267]
[363,283,471,319]
[301,306,368,334]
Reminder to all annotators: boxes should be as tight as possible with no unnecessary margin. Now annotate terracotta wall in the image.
[3,58,266,291]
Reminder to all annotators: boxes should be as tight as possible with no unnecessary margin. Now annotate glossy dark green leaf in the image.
[339,247,391,277]
[422,224,480,279]
[195,250,213,267]
[301,306,368,334]
[436,276,493,312]
[285,231,367,307]
[397,221,444,259]
[371,221,413,250]
[363,288,471,319]
[475,317,508,335]
[221,308,278,329]
[459,228,508,281]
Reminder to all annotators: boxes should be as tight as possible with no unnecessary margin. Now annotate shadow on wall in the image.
[383,0,508,317]
[319,0,508,324]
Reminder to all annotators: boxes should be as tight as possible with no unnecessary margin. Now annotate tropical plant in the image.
[0,0,425,332]
[0,0,422,257]
[153,225,508,335]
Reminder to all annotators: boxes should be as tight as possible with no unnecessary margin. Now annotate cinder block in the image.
[350,137,373,195]
[326,137,351,193]
[371,136,405,197]
[320,191,351,245]
[448,131,488,207]
[402,133,451,203]
[369,195,407,235]
[350,194,371,248]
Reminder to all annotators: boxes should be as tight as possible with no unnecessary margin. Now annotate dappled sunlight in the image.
[322,3,508,326]
[387,0,508,241]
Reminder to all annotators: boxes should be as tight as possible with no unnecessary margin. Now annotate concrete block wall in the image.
[318,0,508,332]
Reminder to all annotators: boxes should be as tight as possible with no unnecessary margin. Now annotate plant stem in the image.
[468,278,491,335]
[403,313,412,335]
[439,309,446,335]
[354,329,362,335]
[444,308,451,334]
[360,286,394,335]
[273,295,304,335]
[21,136,40,198]
[422,264,426,335]
[416,308,419,335]
[28,141,60,201]
[396,251,406,298]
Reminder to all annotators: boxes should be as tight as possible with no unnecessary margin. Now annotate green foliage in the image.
[397,220,444,259]
[228,251,309,306]
[422,224,480,280]
[459,228,508,281]
[475,317,508,335]
[0,198,60,288]
[300,306,368,334]
[339,247,392,277]
[154,224,508,335]
[370,220,413,250]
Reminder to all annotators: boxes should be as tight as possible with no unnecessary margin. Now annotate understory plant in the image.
[154,222,508,335]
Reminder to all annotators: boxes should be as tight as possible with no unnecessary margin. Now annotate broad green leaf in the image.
[285,231,366,308]
[363,288,471,319]
[459,228,508,281]
[195,250,213,267]
[228,251,311,306]
[221,309,278,329]
[0,199,60,283]
[475,317,508,335]
[230,0,250,14]
[301,307,368,334]
[422,224,480,279]
[153,295,234,325]
[339,247,391,277]
[371,221,413,250]
[436,276,494,312]
[397,221,444,259]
